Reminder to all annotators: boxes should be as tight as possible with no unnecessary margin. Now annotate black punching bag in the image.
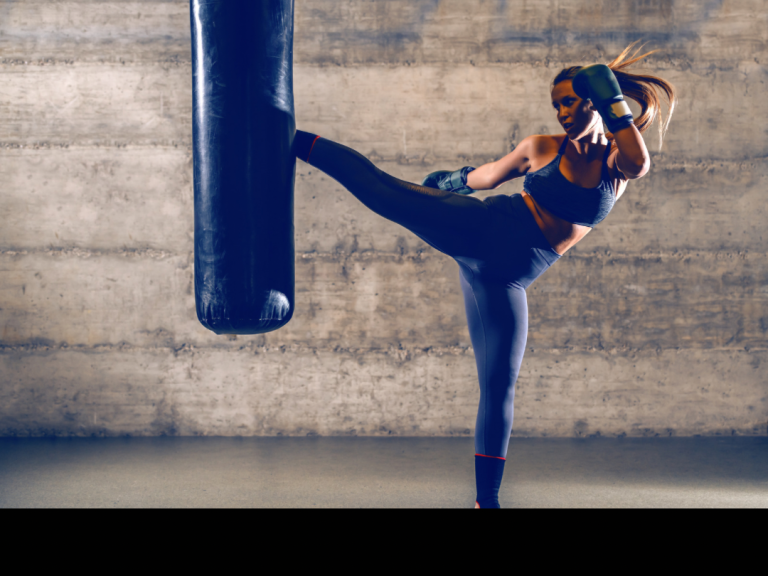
[190,0,295,334]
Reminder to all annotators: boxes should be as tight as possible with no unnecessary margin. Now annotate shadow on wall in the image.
[488,0,726,49]
[297,0,727,65]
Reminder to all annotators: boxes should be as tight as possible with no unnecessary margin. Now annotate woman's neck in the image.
[568,129,610,160]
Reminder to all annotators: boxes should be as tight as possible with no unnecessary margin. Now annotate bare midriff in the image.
[520,190,592,256]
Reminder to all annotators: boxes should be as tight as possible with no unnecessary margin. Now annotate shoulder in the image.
[519,134,565,171]
[492,134,566,183]
[519,134,564,156]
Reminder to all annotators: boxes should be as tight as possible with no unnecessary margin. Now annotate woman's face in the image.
[551,80,600,139]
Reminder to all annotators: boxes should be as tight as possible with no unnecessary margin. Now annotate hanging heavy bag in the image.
[190,0,296,334]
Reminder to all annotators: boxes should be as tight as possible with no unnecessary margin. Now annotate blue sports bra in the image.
[523,137,615,227]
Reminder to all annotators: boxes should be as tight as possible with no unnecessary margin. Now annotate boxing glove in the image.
[421,166,476,195]
[572,64,634,133]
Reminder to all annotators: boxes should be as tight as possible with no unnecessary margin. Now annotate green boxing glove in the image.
[572,64,634,133]
[421,166,476,195]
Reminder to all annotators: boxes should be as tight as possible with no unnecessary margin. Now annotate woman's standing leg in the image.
[459,265,528,508]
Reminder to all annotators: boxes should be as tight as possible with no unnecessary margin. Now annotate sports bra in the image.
[523,137,615,227]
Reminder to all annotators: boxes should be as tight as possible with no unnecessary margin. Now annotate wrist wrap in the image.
[600,100,634,133]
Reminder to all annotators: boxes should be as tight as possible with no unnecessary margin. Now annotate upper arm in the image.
[606,145,628,181]
[486,136,538,188]
[608,125,651,181]
[605,146,632,201]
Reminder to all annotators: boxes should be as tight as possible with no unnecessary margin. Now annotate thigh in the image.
[371,172,493,258]
[461,269,529,387]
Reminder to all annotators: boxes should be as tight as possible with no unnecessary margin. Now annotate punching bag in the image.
[190,0,295,334]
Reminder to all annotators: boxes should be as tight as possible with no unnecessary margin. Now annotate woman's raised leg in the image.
[296,131,491,258]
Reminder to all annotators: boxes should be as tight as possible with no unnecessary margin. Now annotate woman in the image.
[293,43,676,508]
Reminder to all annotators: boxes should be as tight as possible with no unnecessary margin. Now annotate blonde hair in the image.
[552,42,677,149]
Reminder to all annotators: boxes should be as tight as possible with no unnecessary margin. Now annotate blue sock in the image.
[475,454,506,508]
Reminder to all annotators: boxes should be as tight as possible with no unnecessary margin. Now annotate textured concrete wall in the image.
[1,0,766,437]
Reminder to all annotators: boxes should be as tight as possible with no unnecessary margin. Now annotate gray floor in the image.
[0,437,766,508]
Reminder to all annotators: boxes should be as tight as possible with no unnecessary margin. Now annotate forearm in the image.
[466,162,501,190]
[613,124,650,179]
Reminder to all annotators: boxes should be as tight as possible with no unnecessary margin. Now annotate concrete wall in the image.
[1,0,766,437]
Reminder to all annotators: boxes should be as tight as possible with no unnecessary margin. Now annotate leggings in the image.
[299,134,561,458]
